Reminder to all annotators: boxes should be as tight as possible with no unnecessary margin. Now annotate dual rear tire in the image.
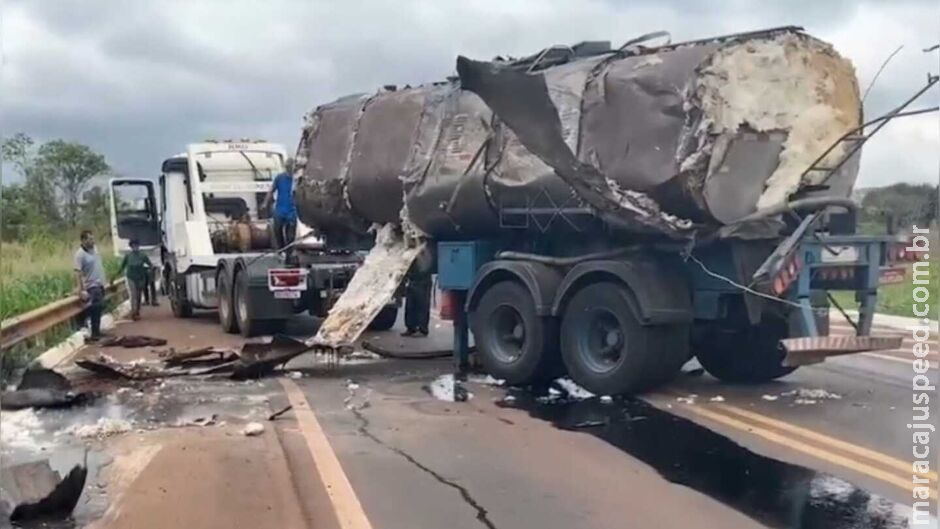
[471,279,688,395]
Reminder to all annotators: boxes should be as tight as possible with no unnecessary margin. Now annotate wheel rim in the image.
[486,303,526,363]
[576,308,625,374]
[219,278,230,323]
[235,279,248,326]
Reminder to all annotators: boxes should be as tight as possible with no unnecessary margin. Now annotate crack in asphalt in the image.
[350,407,497,529]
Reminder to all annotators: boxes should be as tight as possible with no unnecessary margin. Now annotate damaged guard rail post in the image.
[0,279,127,352]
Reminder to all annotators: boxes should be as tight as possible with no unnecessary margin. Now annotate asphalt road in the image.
[6,303,937,529]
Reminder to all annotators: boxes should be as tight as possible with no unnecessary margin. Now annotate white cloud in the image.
[1,0,937,189]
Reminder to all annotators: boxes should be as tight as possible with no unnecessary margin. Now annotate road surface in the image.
[2,303,936,529]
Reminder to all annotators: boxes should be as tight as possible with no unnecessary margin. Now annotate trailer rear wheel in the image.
[471,281,559,385]
[695,316,796,383]
[234,269,263,338]
[560,282,688,395]
[217,268,238,334]
[368,305,399,331]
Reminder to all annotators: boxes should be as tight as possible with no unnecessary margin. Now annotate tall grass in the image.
[830,260,939,319]
[1,236,121,320]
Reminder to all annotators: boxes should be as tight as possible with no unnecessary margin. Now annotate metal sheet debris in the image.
[310,224,425,349]
[99,335,168,348]
[2,460,87,523]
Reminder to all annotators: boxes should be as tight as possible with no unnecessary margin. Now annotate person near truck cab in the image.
[264,160,297,250]
[118,239,154,321]
[74,230,108,341]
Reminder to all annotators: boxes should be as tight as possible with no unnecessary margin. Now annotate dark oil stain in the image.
[501,389,915,529]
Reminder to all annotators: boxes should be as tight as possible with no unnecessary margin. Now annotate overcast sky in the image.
[1,0,938,188]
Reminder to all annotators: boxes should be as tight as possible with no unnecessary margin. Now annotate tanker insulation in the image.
[300,27,862,347]
[296,26,861,243]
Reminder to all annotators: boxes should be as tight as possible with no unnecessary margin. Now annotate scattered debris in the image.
[554,378,595,400]
[1,410,47,452]
[709,396,726,403]
[346,380,360,390]
[682,367,706,377]
[160,346,237,368]
[17,368,70,392]
[242,422,265,436]
[468,374,505,386]
[501,395,517,404]
[1,368,92,411]
[676,396,697,405]
[573,419,608,429]
[600,395,614,404]
[67,417,132,439]
[268,405,293,421]
[76,353,164,380]
[781,388,842,400]
[175,414,218,427]
[100,335,167,348]
[426,374,474,402]
[761,394,779,401]
[0,388,91,411]
[2,460,87,523]
[794,399,818,405]
[289,371,303,379]
[231,335,308,380]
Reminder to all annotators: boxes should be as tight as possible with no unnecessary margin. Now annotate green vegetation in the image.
[2,133,116,320]
[0,238,121,320]
[831,261,939,318]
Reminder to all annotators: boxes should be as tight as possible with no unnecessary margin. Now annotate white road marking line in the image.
[280,379,374,529]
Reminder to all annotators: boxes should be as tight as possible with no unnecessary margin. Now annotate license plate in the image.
[879,266,906,285]
[273,290,301,299]
[822,245,859,263]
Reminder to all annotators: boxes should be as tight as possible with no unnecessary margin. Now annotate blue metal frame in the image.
[793,235,888,337]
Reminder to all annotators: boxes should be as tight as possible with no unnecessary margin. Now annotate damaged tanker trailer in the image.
[299,27,917,394]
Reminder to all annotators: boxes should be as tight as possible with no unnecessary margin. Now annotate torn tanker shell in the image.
[310,224,425,348]
[294,28,861,242]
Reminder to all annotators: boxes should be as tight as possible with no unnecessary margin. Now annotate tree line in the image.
[1,132,936,242]
[2,133,111,241]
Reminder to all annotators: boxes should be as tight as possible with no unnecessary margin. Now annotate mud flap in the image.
[309,224,425,349]
[781,335,903,366]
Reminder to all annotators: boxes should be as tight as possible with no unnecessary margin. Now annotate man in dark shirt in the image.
[263,160,297,250]
[118,239,154,320]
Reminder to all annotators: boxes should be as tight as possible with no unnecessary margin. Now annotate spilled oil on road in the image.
[502,390,915,529]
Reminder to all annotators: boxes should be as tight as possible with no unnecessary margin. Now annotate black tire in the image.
[471,281,559,385]
[217,267,238,334]
[169,266,193,318]
[696,315,797,383]
[560,282,688,395]
[368,305,398,331]
[233,269,262,338]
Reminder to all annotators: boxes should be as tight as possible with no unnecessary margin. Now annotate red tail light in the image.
[268,268,306,289]
[771,254,803,296]
[439,290,458,321]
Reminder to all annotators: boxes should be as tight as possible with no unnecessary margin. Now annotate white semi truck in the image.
[109,139,398,337]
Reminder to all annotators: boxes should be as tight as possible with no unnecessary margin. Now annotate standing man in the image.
[74,230,108,341]
[118,239,154,320]
[263,159,297,250]
[401,246,434,337]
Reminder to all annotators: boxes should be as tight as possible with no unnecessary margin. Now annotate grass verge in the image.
[1,238,120,320]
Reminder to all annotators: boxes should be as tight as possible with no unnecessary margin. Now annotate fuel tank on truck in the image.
[294,27,862,243]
